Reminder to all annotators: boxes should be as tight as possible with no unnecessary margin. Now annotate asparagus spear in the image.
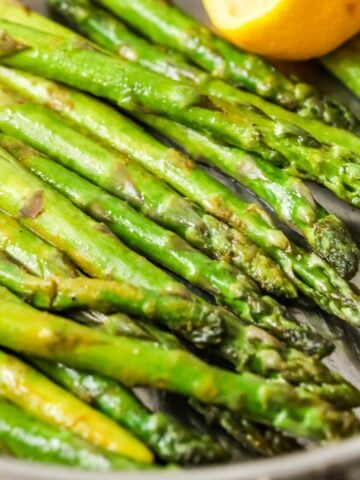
[31,311,302,458]
[42,0,360,278]
[0,0,82,38]
[322,36,360,98]
[3,13,360,210]
[0,249,227,343]
[137,114,359,279]
[0,134,321,352]
[189,400,300,457]
[0,349,154,463]
[91,0,358,131]
[34,360,229,464]
[0,210,76,278]
[0,286,358,441]
[36,360,301,459]
[0,76,294,300]
[1,18,359,209]
[0,73,356,330]
[37,315,292,461]
[0,398,144,470]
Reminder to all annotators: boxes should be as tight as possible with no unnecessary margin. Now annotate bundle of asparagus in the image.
[85,0,360,132]
[0,0,359,473]
[46,0,360,210]
[0,74,358,334]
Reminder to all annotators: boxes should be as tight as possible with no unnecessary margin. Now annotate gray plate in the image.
[1,1,360,479]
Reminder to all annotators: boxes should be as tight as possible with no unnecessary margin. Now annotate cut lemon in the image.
[203,0,360,60]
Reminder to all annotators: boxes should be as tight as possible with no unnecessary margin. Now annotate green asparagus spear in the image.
[0,210,76,278]
[0,214,234,465]
[174,98,360,207]
[0,249,226,341]
[34,360,229,464]
[1,0,82,38]
[0,398,144,470]
[0,20,201,114]
[91,0,358,131]
[0,134,320,352]
[189,400,300,457]
[41,0,360,277]
[0,71,356,330]
[0,350,154,462]
[322,36,360,99]
[0,73,294,299]
[203,79,360,159]
[0,286,357,441]
[136,114,359,279]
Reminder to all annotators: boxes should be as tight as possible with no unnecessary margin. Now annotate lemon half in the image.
[204,0,360,60]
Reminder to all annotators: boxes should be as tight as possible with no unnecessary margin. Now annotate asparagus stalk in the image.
[0,134,322,352]
[46,0,360,208]
[137,114,359,279]
[322,36,360,98]
[42,0,360,277]
[0,73,356,329]
[0,349,154,463]
[189,400,300,457]
[0,398,144,470]
[0,76,294,300]
[0,286,358,441]
[8,214,360,413]
[34,360,229,464]
[0,0,82,38]
[0,210,77,278]
[203,80,360,159]
[1,18,359,209]
[91,0,359,131]
[0,218,232,466]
